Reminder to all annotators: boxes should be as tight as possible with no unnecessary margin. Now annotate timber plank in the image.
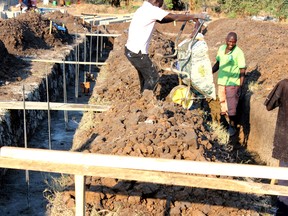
[0,101,110,111]
[0,157,288,196]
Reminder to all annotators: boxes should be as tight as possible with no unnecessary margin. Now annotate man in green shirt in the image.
[212,32,246,136]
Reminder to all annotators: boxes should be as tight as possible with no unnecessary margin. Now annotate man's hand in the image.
[196,12,210,21]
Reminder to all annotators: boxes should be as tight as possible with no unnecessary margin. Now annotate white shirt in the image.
[125,1,169,54]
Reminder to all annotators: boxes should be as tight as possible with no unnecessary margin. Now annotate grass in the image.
[43,174,75,216]
[46,191,75,216]
[43,173,125,215]
[207,120,230,145]
[248,81,260,93]
[44,174,74,192]
[89,94,111,105]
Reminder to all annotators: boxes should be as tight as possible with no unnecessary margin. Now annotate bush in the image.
[164,0,174,10]
[214,0,287,19]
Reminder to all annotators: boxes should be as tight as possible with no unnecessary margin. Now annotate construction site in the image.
[0,0,288,215]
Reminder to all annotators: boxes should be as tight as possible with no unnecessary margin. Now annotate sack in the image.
[177,35,216,100]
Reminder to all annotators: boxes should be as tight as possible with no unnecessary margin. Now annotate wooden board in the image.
[0,156,288,196]
[0,101,110,112]
[1,146,288,196]
[21,58,107,65]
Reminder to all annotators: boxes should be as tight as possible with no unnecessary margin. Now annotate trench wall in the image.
[238,90,278,166]
[0,36,88,177]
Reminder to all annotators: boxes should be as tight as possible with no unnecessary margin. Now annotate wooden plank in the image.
[1,147,288,181]
[70,33,121,37]
[21,58,107,65]
[75,175,85,216]
[271,160,280,185]
[85,16,117,24]
[99,18,132,25]
[86,17,132,25]
[0,101,110,112]
[0,156,288,196]
[80,13,99,16]
[81,13,133,17]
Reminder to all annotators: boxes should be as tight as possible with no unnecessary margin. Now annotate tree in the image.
[111,0,120,7]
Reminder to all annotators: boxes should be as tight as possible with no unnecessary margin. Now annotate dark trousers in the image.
[125,46,159,93]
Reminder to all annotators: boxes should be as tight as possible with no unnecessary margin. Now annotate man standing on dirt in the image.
[125,0,208,94]
[264,79,288,209]
[17,0,32,13]
[212,32,246,137]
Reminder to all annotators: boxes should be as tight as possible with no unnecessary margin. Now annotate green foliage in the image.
[239,1,261,16]
[275,0,288,19]
[164,0,174,10]
[213,0,287,20]
[84,0,287,20]
[85,0,109,4]
[227,11,237,18]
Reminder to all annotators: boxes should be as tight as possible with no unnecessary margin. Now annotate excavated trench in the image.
[0,33,114,215]
[0,32,112,175]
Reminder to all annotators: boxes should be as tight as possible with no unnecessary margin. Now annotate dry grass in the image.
[89,95,111,105]
[208,120,230,145]
[95,64,109,82]
[78,111,99,129]
[44,174,75,216]
[46,191,75,216]
[248,81,260,93]
[44,174,74,192]
[43,174,123,215]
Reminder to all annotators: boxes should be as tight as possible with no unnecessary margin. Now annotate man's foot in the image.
[228,126,236,137]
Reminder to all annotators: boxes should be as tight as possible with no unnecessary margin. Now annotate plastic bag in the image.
[177,35,216,100]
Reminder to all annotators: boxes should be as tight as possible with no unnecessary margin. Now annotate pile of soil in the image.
[0,11,86,84]
[43,10,90,34]
[0,12,75,56]
[0,40,28,83]
[69,17,288,215]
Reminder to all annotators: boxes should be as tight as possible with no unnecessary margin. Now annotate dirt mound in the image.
[43,10,89,34]
[69,18,285,214]
[0,10,89,83]
[0,40,28,83]
[0,12,74,56]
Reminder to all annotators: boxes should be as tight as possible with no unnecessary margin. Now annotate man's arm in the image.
[158,13,208,23]
[239,68,246,86]
[212,61,219,73]
[264,82,281,111]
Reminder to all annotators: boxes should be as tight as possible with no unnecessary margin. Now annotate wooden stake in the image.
[270,160,280,185]
[75,175,85,216]
[49,20,52,34]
